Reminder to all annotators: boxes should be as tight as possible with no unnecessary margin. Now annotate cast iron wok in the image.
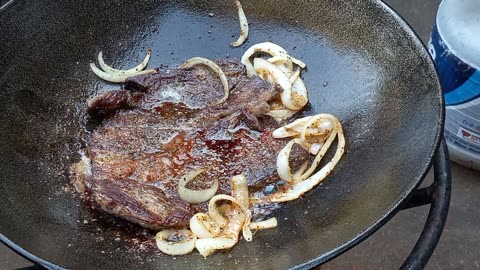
[0,0,443,269]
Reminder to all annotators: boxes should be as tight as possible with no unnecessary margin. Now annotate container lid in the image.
[437,0,480,70]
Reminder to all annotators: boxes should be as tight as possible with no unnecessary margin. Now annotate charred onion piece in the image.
[178,169,219,204]
[231,0,249,47]
[180,57,229,105]
[156,229,197,256]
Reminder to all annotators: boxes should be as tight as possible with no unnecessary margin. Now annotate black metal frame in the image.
[399,139,451,270]
[4,140,452,270]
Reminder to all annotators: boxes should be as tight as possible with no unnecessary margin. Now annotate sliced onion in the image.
[309,143,324,155]
[98,50,151,75]
[290,57,306,69]
[156,229,197,256]
[249,217,278,230]
[178,169,218,204]
[231,175,248,207]
[253,58,300,111]
[90,63,155,83]
[208,194,252,242]
[241,42,305,77]
[242,211,253,242]
[260,115,345,203]
[296,123,338,181]
[195,237,237,258]
[276,138,302,182]
[289,68,301,83]
[267,109,297,122]
[231,0,249,47]
[180,57,229,105]
[241,42,288,77]
[293,161,310,180]
[195,202,247,257]
[268,55,294,76]
[208,195,249,227]
[272,116,332,139]
[291,79,308,108]
[299,116,332,151]
[190,213,221,239]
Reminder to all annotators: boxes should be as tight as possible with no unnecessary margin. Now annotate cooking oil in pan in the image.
[429,0,480,170]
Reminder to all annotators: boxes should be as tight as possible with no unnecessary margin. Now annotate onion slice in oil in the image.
[231,0,249,47]
[97,50,152,76]
[89,63,154,83]
[249,217,278,230]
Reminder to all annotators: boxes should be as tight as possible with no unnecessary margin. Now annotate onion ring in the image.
[178,169,219,204]
[156,229,197,256]
[231,0,249,47]
[180,57,229,105]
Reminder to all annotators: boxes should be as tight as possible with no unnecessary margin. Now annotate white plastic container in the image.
[428,0,480,170]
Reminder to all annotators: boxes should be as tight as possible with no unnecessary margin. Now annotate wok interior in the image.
[0,0,442,269]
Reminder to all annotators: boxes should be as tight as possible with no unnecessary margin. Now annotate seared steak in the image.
[72,59,307,229]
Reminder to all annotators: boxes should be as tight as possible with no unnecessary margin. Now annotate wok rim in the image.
[0,0,445,269]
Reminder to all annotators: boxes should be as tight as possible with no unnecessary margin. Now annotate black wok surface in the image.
[0,0,443,269]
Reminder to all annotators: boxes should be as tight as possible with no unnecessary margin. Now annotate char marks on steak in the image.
[72,59,307,229]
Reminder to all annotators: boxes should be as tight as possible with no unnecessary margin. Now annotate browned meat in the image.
[72,59,307,229]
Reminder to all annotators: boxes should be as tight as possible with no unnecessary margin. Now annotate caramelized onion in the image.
[180,57,229,105]
[231,0,249,47]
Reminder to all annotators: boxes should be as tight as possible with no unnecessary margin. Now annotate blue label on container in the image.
[428,24,480,106]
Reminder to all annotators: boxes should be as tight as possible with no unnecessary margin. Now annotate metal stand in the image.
[399,139,452,270]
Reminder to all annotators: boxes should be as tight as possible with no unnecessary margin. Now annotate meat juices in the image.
[71,59,308,229]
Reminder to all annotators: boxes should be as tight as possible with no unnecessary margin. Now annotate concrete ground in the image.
[2,0,479,269]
